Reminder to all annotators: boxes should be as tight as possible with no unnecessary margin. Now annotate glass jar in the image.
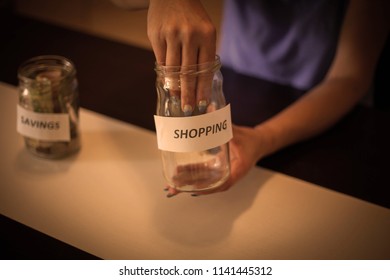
[154,56,232,192]
[17,55,81,159]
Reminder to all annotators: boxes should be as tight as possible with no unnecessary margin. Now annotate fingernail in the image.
[183,104,193,116]
[166,192,177,198]
[198,100,207,113]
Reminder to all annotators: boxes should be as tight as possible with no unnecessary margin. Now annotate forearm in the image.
[255,0,389,159]
[255,77,368,157]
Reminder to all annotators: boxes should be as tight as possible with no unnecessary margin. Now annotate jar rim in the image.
[154,55,221,75]
[18,55,76,82]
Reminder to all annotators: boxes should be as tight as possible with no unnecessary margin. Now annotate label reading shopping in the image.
[17,105,71,141]
[154,104,233,152]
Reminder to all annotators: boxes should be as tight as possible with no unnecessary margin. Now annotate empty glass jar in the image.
[154,56,232,192]
[17,55,81,159]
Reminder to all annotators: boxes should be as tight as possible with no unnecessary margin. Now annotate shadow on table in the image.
[14,148,79,175]
[152,167,272,249]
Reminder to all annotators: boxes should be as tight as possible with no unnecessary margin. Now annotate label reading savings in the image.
[17,104,71,141]
[154,104,233,152]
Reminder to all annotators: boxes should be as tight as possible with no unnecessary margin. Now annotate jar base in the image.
[169,166,230,192]
[24,137,81,159]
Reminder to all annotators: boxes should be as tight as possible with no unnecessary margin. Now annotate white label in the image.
[17,105,71,141]
[154,104,233,152]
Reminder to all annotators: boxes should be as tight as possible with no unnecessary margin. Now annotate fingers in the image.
[180,25,216,115]
[164,186,181,198]
[196,71,213,114]
[147,0,217,116]
[196,33,216,113]
[181,42,198,115]
[165,39,182,100]
[163,182,231,198]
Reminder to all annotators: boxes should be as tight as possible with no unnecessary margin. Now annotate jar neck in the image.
[155,55,221,76]
[18,55,76,83]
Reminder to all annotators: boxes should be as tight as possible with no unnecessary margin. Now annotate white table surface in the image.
[1,82,389,260]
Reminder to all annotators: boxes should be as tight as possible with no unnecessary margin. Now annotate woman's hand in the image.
[147,0,216,115]
[165,125,267,197]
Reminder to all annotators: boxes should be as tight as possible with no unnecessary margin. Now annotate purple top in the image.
[219,0,348,90]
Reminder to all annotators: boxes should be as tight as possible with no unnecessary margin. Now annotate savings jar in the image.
[17,55,81,159]
[154,56,232,193]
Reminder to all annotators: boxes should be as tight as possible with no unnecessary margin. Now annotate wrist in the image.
[254,123,279,158]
